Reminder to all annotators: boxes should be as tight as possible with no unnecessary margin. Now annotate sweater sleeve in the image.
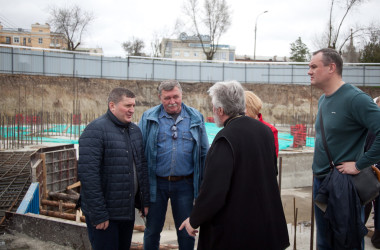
[189,138,233,228]
[351,93,380,170]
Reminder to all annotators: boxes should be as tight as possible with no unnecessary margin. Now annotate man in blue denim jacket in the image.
[139,80,209,250]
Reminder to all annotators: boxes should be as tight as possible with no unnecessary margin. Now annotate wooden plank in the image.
[67,181,81,190]
[41,153,48,200]
[41,199,76,209]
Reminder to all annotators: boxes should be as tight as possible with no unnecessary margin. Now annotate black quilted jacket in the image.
[78,109,150,225]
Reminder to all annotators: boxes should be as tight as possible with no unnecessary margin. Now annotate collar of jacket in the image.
[106,109,130,129]
[146,103,203,128]
[223,113,244,127]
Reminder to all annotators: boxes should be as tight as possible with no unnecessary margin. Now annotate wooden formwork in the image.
[31,144,77,200]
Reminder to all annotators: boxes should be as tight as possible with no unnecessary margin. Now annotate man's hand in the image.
[95,220,109,230]
[336,161,360,175]
[144,207,149,217]
[179,218,198,237]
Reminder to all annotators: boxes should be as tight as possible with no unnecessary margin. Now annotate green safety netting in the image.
[1,123,314,150]
[205,123,314,150]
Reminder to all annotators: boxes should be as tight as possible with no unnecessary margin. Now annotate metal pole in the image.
[363,65,366,86]
[100,55,103,78]
[127,56,130,80]
[43,50,45,76]
[11,47,14,74]
[245,63,247,83]
[310,177,315,250]
[278,157,282,195]
[175,61,177,80]
[199,62,202,83]
[253,10,268,61]
[222,63,225,81]
[152,59,155,81]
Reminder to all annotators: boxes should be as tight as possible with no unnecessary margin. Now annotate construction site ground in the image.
[0,186,379,250]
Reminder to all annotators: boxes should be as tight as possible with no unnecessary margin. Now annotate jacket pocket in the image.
[182,132,194,153]
[157,132,167,154]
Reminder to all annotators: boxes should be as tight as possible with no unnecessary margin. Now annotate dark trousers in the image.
[85,216,134,250]
[144,177,195,250]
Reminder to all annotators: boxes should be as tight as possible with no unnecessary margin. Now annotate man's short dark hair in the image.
[108,88,135,104]
[313,48,343,76]
[157,80,182,95]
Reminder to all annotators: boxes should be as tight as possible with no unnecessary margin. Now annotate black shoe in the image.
[372,230,380,249]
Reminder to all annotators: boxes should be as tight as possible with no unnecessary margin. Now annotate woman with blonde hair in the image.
[244,90,279,157]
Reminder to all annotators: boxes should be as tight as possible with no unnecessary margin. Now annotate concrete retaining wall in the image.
[5,212,91,249]
[279,149,314,189]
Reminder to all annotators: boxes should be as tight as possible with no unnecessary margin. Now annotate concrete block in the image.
[279,149,314,189]
[5,212,91,250]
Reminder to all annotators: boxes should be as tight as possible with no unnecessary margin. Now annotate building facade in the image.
[160,32,235,61]
[0,23,67,50]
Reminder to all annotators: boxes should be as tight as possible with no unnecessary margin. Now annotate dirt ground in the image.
[160,187,313,230]
[2,186,379,250]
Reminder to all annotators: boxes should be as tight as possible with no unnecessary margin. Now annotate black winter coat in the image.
[78,109,150,225]
[189,116,289,250]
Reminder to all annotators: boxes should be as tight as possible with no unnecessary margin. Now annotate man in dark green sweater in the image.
[309,48,380,249]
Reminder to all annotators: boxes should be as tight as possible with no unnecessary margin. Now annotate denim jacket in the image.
[139,103,209,202]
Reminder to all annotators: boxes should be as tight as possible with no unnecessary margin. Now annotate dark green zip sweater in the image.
[313,83,380,175]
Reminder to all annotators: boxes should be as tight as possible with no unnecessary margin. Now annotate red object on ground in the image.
[291,124,306,148]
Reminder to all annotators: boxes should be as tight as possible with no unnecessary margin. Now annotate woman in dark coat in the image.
[180,80,289,250]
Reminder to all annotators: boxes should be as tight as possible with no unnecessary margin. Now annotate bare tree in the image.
[183,0,231,60]
[326,0,366,51]
[48,5,94,51]
[151,32,161,57]
[151,20,184,58]
[122,37,145,56]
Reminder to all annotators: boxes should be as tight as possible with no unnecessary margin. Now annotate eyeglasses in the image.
[171,125,177,140]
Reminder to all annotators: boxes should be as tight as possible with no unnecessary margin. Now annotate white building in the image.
[160,32,235,61]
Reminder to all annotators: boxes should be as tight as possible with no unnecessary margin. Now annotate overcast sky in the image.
[0,0,379,58]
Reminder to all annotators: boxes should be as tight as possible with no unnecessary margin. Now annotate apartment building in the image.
[0,22,67,50]
[160,32,235,61]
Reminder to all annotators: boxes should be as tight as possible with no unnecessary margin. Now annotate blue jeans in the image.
[85,216,134,250]
[144,177,195,250]
[313,176,364,250]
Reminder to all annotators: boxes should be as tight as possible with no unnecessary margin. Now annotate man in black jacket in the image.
[179,80,289,249]
[78,88,150,250]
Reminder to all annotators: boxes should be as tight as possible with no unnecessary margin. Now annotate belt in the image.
[157,174,193,182]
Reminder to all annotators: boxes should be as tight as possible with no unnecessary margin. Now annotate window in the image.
[23,38,26,46]
[174,51,180,56]
[184,52,190,57]
[13,37,20,43]
[38,38,43,44]
[194,52,198,57]
[28,38,31,43]
[5,37,11,44]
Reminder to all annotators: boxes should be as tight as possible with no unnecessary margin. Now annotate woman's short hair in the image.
[244,91,262,118]
[208,80,245,117]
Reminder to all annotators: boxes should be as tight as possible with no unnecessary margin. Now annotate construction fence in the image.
[1,45,380,86]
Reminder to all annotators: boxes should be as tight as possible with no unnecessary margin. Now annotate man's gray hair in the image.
[208,80,245,117]
[157,80,182,95]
